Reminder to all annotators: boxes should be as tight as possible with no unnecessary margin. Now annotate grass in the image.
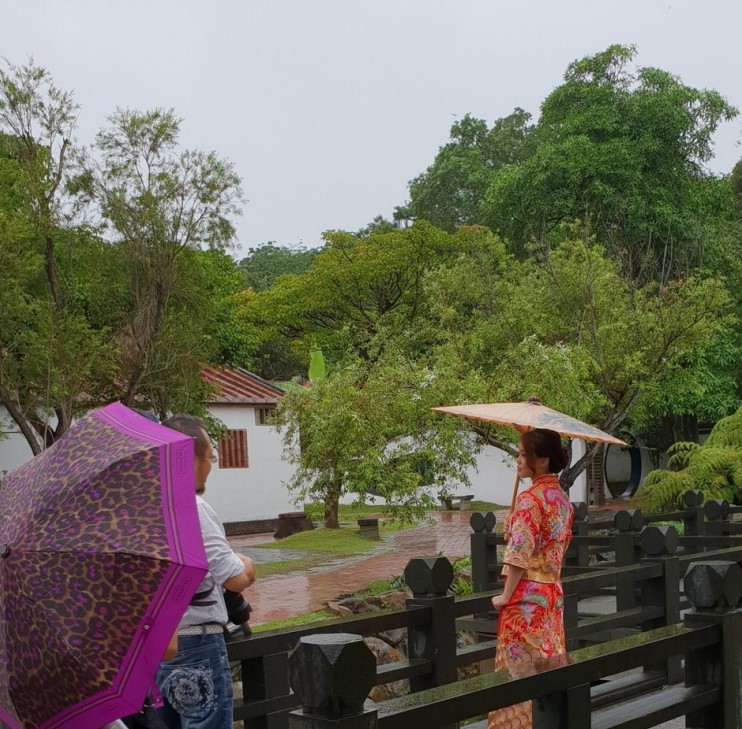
[255,557,327,579]
[255,525,385,555]
[252,610,332,633]
[304,502,389,521]
[469,501,507,512]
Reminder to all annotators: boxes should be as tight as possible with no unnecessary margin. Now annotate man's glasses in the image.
[199,453,218,464]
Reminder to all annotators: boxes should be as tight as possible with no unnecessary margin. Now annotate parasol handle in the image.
[505,470,520,540]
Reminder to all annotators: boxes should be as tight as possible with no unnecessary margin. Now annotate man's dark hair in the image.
[163,414,210,458]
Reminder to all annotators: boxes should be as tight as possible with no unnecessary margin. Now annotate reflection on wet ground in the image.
[229,510,504,625]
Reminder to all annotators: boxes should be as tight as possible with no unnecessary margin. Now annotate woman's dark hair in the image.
[521,428,569,474]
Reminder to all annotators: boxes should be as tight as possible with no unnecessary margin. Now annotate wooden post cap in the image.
[404,556,454,596]
[685,561,742,611]
[288,634,376,718]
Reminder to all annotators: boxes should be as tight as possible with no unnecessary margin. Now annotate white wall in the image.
[204,404,297,522]
[0,405,297,523]
[1,404,590,521]
[446,440,588,507]
[0,407,38,475]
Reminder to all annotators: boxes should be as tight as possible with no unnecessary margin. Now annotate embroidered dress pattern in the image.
[488,474,573,729]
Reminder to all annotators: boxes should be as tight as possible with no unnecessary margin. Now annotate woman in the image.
[488,428,574,729]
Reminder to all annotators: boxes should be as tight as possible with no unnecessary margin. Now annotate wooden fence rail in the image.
[227,490,742,727]
[286,560,742,729]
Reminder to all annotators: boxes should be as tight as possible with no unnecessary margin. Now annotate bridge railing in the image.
[286,560,742,729]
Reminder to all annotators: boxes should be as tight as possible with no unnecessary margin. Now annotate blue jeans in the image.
[155,632,233,729]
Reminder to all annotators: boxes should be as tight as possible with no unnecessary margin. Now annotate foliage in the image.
[236,221,456,365]
[89,107,244,412]
[274,348,476,528]
[485,45,738,284]
[422,234,733,487]
[633,406,742,511]
[405,109,536,231]
[0,61,246,453]
[238,243,318,292]
[0,61,117,453]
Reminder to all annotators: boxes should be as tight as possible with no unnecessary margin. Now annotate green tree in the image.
[0,61,115,454]
[406,109,535,232]
[236,221,456,367]
[89,108,244,414]
[275,349,475,528]
[238,243,318,292]
[422,232,734,488]
[485,45,737,282]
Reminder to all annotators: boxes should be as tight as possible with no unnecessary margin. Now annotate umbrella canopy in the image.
[433,399,626,446]
[0,403,208,729]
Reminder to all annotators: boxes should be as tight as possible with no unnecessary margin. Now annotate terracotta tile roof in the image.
[201,365,284,405]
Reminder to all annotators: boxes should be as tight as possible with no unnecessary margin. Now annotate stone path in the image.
[229,509,498,625]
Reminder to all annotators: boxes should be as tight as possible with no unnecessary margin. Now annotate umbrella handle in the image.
[506,470,520,541]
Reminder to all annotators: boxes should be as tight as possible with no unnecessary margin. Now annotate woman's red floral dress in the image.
[488,473,574,728]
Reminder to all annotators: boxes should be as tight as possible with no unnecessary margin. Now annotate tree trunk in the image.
[0,394,43,457]
[324,478,342,529]
[324,498,340,529]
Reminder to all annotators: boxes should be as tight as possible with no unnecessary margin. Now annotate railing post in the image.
[682,490,705,554]
[532,682,591,729]
[683,490,705,533]
[241,652,291,728]
[564,502,589,569]
[563,503,587,651]
[405,556,458,729]
[684,561,742,729]
[639,525,682,683]
[703,498,730,541]
[288,634,378,729]
[470,512,498,592]
[614,509,643,611]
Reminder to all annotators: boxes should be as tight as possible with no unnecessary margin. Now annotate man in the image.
[156,414,256,729]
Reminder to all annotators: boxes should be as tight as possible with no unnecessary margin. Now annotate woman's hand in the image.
[491,594,510,610]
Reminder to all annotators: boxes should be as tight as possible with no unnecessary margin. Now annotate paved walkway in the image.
[230,510,499,625]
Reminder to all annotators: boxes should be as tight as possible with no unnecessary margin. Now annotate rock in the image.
[378,628,408,656]
[363,636,409,702]
[378,588,413,611]
[336,597,368,613]
[324,601,354,617]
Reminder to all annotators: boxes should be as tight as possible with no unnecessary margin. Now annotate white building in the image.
[199,365,297,524]
[0,367,299,528]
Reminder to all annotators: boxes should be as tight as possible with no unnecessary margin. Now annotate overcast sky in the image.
[3,0,741,255]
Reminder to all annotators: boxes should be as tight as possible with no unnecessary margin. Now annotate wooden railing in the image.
[226,490,742,728]
[286,560,742,729]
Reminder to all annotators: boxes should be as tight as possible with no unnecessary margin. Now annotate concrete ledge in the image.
[224,518,277,536]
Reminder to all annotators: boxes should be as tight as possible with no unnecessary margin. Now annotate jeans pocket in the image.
[160,660,216,720]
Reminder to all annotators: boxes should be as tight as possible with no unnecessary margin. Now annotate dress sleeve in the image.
[502,493,541,570]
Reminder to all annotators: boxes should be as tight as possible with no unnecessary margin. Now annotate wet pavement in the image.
[229,510,503,626]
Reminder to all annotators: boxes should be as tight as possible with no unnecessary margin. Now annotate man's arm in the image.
[223,553,256,592]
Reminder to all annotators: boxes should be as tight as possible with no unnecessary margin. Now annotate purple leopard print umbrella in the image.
[0,403,208,729]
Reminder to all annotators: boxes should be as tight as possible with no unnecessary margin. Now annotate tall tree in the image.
[422,231,734,488]
[0,61,115,454]
[89,108,244,414]
[405,109,536,232]
[236,221,456,367]
[275,349,475,528]
[484,45,738,282]
[238,242,318,293]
